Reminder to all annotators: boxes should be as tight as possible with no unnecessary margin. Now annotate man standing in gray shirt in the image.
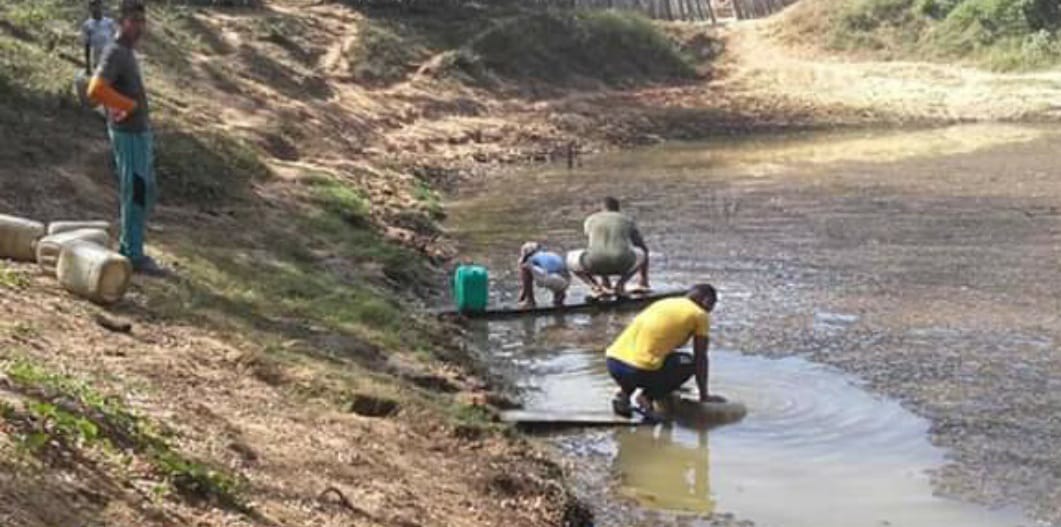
[87,0,163,275]
[82,0,116,75]
[76,0,116,110]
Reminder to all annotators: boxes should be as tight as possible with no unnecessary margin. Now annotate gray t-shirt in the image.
[95,41,150,133]
[583,211,643,275]
[81,16,117,69]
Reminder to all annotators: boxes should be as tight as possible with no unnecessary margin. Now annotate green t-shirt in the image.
[583,211,642,275]
[95,40,150,133]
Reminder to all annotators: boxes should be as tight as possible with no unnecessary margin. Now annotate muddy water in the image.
[449,125,1057,526]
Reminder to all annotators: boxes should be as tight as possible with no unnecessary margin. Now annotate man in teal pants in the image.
[87,0,164,275]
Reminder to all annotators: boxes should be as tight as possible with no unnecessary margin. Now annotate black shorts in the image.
[606,353,695,400]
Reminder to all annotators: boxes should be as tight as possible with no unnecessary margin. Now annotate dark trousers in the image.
[607,353,695,400]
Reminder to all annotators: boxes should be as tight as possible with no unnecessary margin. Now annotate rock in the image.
[95,313,132,334]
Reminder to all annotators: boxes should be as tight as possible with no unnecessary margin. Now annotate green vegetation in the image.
[813,0,1061,68]
[0,263,30,290]
[1,360,246,509]
[156,129,271,204]
[460,10,697,87]
[347,19,430,85]
[413,179,445,220]
[344,6,697,88]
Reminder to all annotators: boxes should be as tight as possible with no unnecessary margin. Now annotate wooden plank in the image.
[501,410,648,428]
[502,398,747,430]
[433,289,686,320]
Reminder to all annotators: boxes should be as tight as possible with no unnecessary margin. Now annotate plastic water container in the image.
[36,229,111,274]
[452,264,488,313]
[56,240,132,304]
[0,213,46,262]
[48,219,112,236]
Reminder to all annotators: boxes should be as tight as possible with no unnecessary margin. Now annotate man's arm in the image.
[87,76,136,116]
[630,224,648,252]
[82,23,92,75]
[87,46,136,121]
[693,335,710,402]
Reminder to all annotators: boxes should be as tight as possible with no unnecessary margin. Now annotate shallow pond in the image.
[449,124,1054,526]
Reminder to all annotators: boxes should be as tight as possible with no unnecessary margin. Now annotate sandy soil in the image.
[4,2,1061,525]
[721,19,1061,123]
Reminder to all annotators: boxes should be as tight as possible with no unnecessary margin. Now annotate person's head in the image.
[687,283,717,312]
[519,241,541,264]
[603,196,620,212]
[117,0,147,44]
[89,0,103,19]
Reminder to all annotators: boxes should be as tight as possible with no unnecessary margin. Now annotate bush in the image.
[817,0,1061,69]
[916,0,963,18]
[840,0,917,31]
[940,0,1032,43]
[461,10,696,87]
[1023,0,1060,31]
[346,20,428,86]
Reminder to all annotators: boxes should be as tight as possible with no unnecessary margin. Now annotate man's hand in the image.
[699,393,727,404]
[110,108,130,122]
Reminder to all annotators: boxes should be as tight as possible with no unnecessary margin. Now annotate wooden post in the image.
[732,0,744,19]
[691,0,704,20]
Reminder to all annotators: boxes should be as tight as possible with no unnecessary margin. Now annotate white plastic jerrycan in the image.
[37,229,111,274]
[0,213,46,262]
[56,240,132,304]
[48,220,113,238]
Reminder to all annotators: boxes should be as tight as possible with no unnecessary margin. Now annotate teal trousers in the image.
[108,129,156,266]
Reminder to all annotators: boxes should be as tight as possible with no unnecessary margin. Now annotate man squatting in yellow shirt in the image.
[606,284,726,418]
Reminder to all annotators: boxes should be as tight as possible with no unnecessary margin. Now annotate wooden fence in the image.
[530,0,798,21]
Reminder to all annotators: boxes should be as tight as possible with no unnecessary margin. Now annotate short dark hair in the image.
[688,283,717,306]
[603,196,620,211]
[120,0,145,17]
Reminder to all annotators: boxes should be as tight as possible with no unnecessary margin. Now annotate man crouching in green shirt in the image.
[566,196,651,298]
[87,0,164,275]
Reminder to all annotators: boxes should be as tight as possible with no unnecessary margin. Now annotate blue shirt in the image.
[528,251,565,274]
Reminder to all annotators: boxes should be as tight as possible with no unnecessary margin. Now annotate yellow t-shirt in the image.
[606,297,710,371]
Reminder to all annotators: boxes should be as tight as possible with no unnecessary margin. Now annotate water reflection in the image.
[615,426,714,515]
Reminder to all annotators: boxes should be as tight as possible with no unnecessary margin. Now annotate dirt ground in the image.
[3,1,1061,525]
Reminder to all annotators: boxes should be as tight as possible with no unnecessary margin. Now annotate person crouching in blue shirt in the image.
[518,241,571,308]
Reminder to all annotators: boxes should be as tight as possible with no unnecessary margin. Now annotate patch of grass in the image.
[155,128,271,205]
[151,234,421,352]
[0,263,30,290]
[1,360,244,504]
[346,19,430,86]
[457,10,697,87]
[453,402,495,425]
[6,321,39,341]
[1,360,247,509]
[307,175,371,224]
[803,0,1061,69]
[413,180,444,220]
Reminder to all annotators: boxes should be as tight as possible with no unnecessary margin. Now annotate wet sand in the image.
[449,124,1061,526]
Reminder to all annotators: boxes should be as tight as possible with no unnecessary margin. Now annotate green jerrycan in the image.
[452,264,488,313]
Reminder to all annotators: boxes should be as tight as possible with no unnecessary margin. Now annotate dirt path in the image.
[719,19,1061,123]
